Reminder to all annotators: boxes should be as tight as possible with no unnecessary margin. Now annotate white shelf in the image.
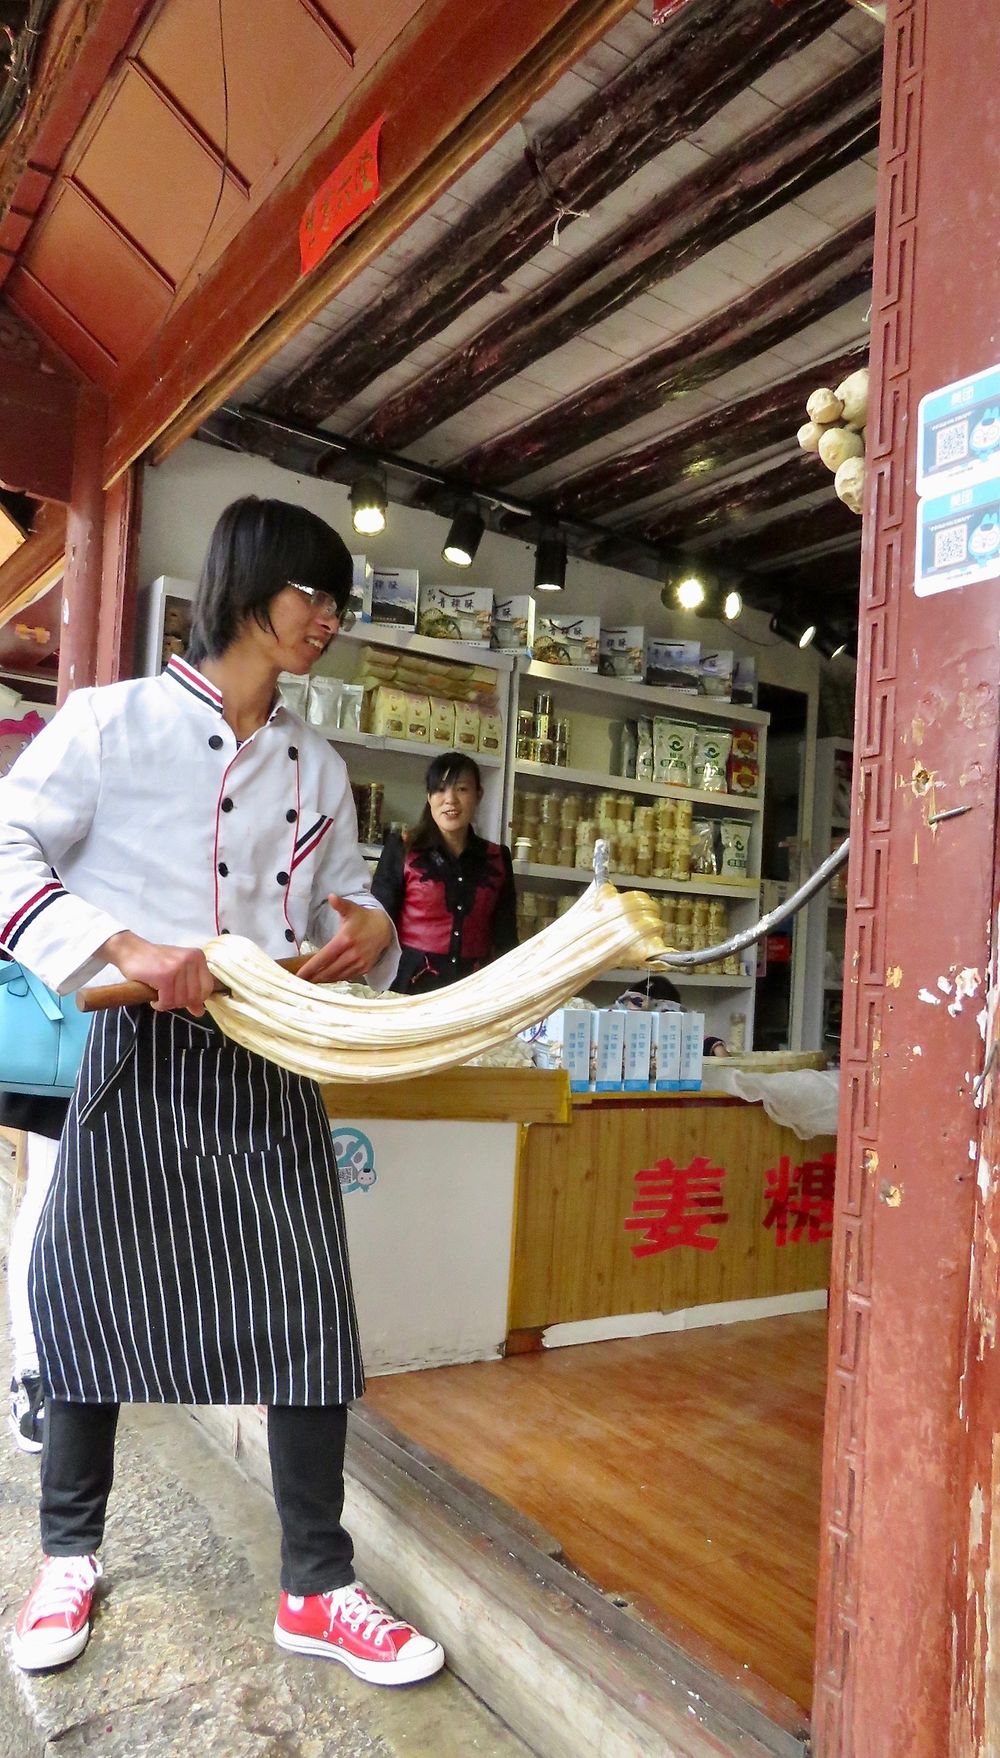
[328,729,501,767]
[590,969,754,988]
[519,660,769,726]
[514,862,759,901]
[342,623,515,671]
[512,759,762,813]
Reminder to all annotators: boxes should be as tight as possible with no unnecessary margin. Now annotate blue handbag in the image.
[0,960,91,1097]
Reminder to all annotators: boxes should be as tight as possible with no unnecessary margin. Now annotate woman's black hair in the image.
[187,496,353,663]
[407,751,483,853]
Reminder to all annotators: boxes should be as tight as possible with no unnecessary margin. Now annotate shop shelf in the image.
[341,623,515,671]
[519,660,768,726]
[512,759,761,813]
[327,729,501,767]
[514,861,759,901]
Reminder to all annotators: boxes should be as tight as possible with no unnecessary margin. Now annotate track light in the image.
[769,614,819,650]
[671,570,742,622]
[350,473,387,536]
[813,628,852,661]
[442,503,484,568]
[675,573,707,611]
[534,531,567,593]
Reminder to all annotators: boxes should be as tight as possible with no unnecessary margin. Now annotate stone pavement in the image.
[0,1399,532,1758]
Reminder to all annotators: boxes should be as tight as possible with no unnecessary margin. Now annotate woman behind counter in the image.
[371,752,517,994]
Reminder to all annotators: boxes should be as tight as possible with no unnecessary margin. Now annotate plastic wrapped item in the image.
[338,684,364,732]
[635,719,654,782]
[277,672,310,718]
[720,818,751,879]
[656,720,696,788]
[693,727,732,793]
[691,819,718,876]
[616,720,638,779]
[306,676,343,731]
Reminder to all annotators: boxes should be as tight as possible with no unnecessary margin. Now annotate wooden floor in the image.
[363,1310,828,1712]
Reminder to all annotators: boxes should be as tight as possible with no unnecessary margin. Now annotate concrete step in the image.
[0,1403,532,1758]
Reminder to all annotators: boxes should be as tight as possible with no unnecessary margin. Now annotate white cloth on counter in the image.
[0,656,399,995]
[701,1066,840,1140]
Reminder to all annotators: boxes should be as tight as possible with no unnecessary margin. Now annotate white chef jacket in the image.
[0,655,399,996]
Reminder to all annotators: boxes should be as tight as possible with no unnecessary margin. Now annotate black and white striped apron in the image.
[29,1005,364,1407]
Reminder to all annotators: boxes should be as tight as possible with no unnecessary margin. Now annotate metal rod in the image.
[652,836,851,969]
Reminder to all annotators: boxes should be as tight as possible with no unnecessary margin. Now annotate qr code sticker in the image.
[935,418,969,468]
[933,524,968,569]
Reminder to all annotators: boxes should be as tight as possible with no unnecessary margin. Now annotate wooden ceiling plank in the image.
[0,498,66,624]
[359,47,882,452]
[701,493,861,572]
[0,0,158,300]
[448,211,874,487]
[635,452,824,546]
[0,351,78,500]
[107,0,646,479]
[552,342,869,520]
[263,0,846,427]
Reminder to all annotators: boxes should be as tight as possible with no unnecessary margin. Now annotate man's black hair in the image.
[187,496,353,663]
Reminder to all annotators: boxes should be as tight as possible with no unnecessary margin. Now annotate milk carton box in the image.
[491,594,532,651]
[651,1010,683,1092]
[680,1011,705,1092]
[527,605,600,669]
[418,584,492,646]
[623,1010,654,1091]
[599,625,645,679]
[542,1008,595,1092]
[594,1009,627,1091]
[644,638,701,692]
[349,555,373,623]
[370,567,419,629]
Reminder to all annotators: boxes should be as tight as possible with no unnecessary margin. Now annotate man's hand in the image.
[100,930,215,1016]
[296,895,394,984]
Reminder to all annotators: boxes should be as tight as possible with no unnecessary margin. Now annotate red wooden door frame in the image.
[813,2,1000,1752]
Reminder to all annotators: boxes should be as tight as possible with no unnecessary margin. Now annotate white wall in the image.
[138,437,824,702]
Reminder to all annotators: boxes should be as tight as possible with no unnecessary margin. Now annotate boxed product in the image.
[651,1010,683,1092]
[429,697,456,746]
[599,625,645,679]
[418,584,492,646]
[680,1012,705,1092]
[453,702,481,751]
[491,594,532,651]
[728,725,760,796]
[349,555,373,623]
[699,650,734,700]
[732,654,757,705]
[623,1010,654,1091]
[541,1008,595,1092]
[368,686,430,741]
[527,605,600,670]
[594,1009,627,1091]
[370,567,419,629]
[644,639,701,691]
[477,709,503,756]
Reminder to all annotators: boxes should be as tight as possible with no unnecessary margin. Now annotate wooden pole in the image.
[58,383,106,703]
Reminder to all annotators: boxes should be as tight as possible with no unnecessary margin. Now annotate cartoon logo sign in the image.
[331,1124,377,1194]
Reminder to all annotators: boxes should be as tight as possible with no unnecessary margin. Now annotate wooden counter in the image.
[320,1064,569,1124]
[508,1091,834,1347]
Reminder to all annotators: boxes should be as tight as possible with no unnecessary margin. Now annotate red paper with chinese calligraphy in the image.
[300,116,384,275]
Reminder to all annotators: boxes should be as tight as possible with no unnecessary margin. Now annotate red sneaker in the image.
[12,1554,102,1671]
[274,1581,444,1685]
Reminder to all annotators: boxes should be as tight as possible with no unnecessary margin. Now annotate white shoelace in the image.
[29,1556,102,1625]
[326,1584,408,1648]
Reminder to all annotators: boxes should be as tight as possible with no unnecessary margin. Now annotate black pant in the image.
[40,1400,354,1595]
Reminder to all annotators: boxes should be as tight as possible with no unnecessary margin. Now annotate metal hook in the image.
[593,838,610,886]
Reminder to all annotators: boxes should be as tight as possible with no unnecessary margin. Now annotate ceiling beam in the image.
[0,497,65,623]
[359,48,881,452]
[550,342,868,520]
[263,0,847,428]
[108,0,648,479]
[449,211,874,486]
[636,452,825,546]
[697,493,861,572]
[0,0,157,291]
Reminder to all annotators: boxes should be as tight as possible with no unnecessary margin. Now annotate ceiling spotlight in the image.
[722,587,743,622]
[534,531,567,593]
[770,613,819,650]
[813,628,852,661]
[675,574,707,611]
[442,503,484,568]
[350,473,387,537]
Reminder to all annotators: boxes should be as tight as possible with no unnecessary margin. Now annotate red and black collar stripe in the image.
[165,657,224,715]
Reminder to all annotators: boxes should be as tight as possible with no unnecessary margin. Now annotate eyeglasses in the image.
[286,581,356,630]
